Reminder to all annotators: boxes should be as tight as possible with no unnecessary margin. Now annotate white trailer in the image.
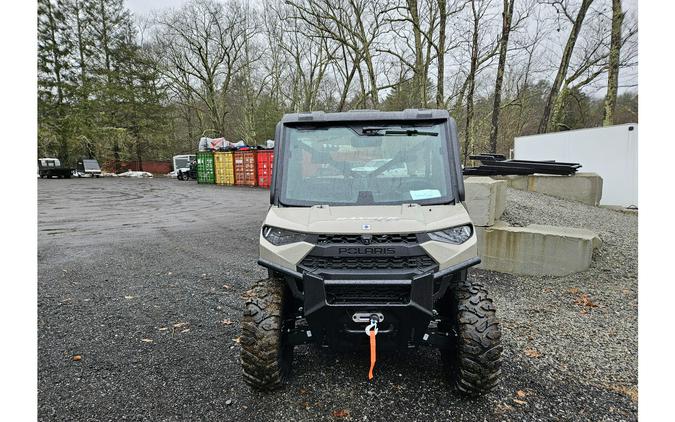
[514,124,638,207]
[172,154,196,172]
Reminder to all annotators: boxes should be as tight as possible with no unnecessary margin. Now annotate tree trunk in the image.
[603,0,623,126]
[550,84,570,131]
[73,0,87,88]
[436,0,446,107]
[136,136,143,172]
[463,0,480,165]
[488,0,514,153]
[338,60,358,111]
[538,0,594,133]
[361,39,379,107]
[44,0,69,165]
[113,139,121,172]
[407,0,425,107]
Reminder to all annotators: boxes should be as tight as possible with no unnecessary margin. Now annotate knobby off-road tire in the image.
[240,277,293,391]
[441,279,503,396]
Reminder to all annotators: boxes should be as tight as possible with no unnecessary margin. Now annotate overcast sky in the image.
[125,0,638,95]
[125,0,638,17]
[125,0,189,16]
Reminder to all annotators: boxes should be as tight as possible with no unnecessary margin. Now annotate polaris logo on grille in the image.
[337,247,396,255]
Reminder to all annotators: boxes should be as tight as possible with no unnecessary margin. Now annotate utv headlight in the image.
[262,226,308,246]
[427,225,473,244]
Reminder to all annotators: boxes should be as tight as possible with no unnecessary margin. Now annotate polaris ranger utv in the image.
[241,109,502,396]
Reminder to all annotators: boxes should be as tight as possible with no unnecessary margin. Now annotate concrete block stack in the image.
[493,172,603,206]
[463,176,601,276]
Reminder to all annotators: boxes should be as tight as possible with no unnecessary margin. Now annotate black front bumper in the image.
[258,256,480,349]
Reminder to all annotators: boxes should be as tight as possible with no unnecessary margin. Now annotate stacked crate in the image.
[234,150,257,186]
[214,151,236,185]
[196,151,215,184]
[256,150,274,188]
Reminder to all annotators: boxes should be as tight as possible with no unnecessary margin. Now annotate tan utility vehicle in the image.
[240,109,502,395]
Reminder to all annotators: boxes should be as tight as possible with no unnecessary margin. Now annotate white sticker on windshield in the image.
[410,189,441,200]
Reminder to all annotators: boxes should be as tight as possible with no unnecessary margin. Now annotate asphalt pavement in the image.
[38,177,638,421]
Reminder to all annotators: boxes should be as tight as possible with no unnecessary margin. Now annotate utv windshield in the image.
[280,123,454,206]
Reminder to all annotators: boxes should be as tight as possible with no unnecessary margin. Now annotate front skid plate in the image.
[285,322,454,350]
[298,272,440,348]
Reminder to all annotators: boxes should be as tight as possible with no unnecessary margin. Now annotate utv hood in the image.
[263,203,472,234]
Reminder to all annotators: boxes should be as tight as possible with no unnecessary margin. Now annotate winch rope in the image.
[365,318,378,380]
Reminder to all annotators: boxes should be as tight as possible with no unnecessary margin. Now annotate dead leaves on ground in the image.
[331,409,350,418]
[524,348,542,358]
[222,319,233,325]
[72,355,82,361]
[495,402,515,414]
[568,288,600,313]
[574,294,599,309]
[512,389,531,406]
[172,322,190,335]
[496,390,531,414]
[607,384,638,403]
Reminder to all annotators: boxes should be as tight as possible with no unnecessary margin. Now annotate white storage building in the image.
[514,124,638,207]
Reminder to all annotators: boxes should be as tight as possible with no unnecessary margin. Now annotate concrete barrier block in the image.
[464,177,507,226]
[493,173,603,206]
[475,222,602,276]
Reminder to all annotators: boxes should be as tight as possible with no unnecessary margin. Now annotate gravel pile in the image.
[38,180,638,421]
[494,188,638,393]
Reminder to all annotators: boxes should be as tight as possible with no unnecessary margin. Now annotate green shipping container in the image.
[197,151,216,184]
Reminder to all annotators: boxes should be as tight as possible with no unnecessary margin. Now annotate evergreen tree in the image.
[38,0,74,163]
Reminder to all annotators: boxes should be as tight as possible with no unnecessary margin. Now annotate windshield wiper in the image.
[361,126,388,135]
[360,127,438,136]
[383,129,438,136]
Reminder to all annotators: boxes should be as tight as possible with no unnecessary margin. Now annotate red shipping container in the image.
[256,150,274,188]
[234,151,257,186]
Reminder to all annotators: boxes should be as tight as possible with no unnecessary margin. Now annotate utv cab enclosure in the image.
[241,109,502,395]
[74,159,102,177]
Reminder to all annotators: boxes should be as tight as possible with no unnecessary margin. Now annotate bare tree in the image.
[602,0,623,126]
[487,0,515,152]
[537,0,593,133]
[287,0,389,107]
[153,0,257,136]
[547,1,636,131]
[462,0,499,163]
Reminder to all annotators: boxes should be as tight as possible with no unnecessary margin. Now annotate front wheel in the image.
[240,277,293,391]
[177,172,184,181]
[440,279,503,396]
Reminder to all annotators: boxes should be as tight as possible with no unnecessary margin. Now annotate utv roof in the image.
[280,109,451,124]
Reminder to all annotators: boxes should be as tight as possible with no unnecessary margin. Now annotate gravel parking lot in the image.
[38,178,637,421]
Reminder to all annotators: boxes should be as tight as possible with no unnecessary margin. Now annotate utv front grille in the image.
[325,283,410,305]
[317,233,418,244]
[299,255,436,272]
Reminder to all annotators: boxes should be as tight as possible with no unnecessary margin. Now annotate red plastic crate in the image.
[256,150,274,188]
